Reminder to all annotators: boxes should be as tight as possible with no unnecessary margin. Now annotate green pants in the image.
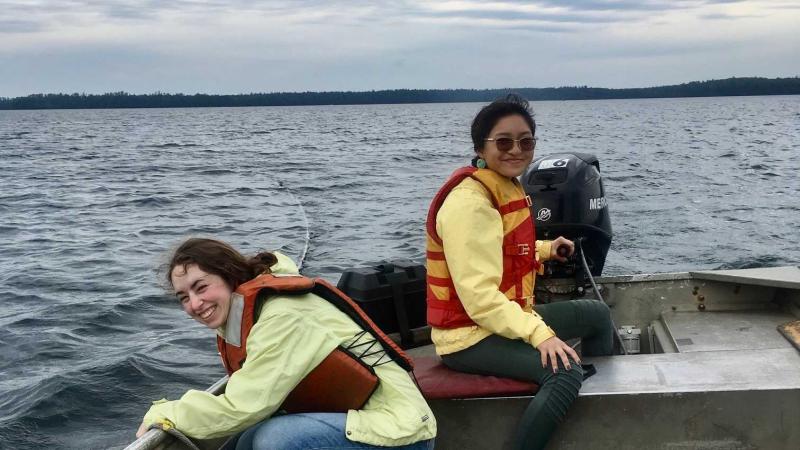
[441,299,614,450]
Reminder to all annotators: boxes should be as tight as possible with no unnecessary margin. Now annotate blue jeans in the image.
[234,412,435,450]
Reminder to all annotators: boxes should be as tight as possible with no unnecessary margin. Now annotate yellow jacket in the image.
[431,177,555,355]
[143,253,436,446]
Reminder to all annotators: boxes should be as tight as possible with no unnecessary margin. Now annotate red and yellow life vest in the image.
[216,273,413,413]
[426,167,540,329]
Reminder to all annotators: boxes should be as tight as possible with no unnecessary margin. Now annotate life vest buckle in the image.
[524,195,532,207]
[517,243,530,256]
[522,295,534,309]
[512,297,532,309]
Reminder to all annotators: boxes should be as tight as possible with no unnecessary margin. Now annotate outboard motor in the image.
[522,153,612,277]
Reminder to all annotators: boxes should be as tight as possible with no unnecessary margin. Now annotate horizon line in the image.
[4,75,800,99]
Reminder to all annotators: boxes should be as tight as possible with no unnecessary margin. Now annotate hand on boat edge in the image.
[136,421,149,438]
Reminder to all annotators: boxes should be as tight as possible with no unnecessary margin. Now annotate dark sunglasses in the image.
[484,136,537,152]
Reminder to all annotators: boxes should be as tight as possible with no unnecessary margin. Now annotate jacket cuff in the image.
[142,399,174,429]
[530,325,556,348]
[535,240,552,275]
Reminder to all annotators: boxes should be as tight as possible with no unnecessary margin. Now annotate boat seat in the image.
[412,356,539,400]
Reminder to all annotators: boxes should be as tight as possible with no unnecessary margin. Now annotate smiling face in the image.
[477,114,535,178]
[171,263,233,329]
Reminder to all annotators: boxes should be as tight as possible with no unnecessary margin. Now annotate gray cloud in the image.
[0,0,783,36]
[700,12,762,19]
[0,19,43,33]
[414,8,623,26]
[0,0,797,96]
[491,0,738,12]
[513,0,679,12]
[765,2,800,9]
[100,2,159,20]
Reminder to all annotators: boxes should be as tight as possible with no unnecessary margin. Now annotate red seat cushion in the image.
[413,356,539,400]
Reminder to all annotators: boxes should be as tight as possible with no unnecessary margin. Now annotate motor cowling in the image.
[522,153,612,277]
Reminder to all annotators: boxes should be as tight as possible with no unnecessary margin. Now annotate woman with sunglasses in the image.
[425,94,613,450]
[136,238,436,450]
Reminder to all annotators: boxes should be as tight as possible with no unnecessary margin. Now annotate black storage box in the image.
[337,260,427,348]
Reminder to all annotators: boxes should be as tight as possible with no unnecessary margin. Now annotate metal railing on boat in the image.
[124,376,229,450]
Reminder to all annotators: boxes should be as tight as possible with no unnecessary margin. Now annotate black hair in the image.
[470,93,535,153]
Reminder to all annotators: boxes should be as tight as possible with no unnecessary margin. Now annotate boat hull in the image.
[124,266,800,450]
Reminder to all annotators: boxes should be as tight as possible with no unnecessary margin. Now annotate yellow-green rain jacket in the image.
[143,252,436,446]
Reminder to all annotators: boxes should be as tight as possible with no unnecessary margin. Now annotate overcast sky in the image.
[1,0,798,97]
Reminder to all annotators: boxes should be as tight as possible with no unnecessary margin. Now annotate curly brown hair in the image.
[165,238,277,291]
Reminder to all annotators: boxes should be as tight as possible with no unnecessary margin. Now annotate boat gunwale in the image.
[122,266,800,450]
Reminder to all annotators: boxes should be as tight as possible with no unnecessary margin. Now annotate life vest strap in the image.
[426,250,446,261]
[498,195,532,215]
[312,279,414,372]
[427,275,455,288]
[427,298,467,311]
[504,243,531,256]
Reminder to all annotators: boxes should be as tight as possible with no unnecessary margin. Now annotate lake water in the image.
[1,96,799,449]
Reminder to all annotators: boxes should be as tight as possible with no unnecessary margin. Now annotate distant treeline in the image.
[1,77,799,110]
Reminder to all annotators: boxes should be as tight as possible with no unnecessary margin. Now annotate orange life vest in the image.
[216,273,414,413]
[426,166,540,329]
